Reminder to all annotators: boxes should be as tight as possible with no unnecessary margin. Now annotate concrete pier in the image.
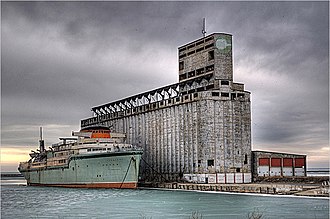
[155,181,329,197]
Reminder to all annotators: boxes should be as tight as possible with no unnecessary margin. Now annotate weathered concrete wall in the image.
[99,90,251,181]
[82,33,252,182]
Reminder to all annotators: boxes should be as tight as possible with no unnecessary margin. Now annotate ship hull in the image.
[19,151,142,189]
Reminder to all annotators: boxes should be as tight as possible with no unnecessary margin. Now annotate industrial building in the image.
[81,33,306,183]
[252,151,307,179]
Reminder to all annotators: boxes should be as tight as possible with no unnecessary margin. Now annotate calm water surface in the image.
[1,179,329,219]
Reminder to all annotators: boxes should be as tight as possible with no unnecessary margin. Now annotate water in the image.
[307,168,330,177]
[1,179,329,219]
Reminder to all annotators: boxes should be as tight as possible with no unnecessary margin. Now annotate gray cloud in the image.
[1,1,329,169]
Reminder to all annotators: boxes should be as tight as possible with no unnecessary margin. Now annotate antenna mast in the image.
[202,18,207,37]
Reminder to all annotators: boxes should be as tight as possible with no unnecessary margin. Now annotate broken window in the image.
[205,43,214,49]
[179,61,184,70]
[179,73,187,80]
[187,50,195,56]
[196,47,203,53]
[208,50,214,61]
[196,67,205,75]
[205,64,214,72]
[244,154,248,164]
[207,159,214,167]
[188,70,195,78]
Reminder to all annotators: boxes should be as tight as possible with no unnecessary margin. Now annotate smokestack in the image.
[39,127,45,152]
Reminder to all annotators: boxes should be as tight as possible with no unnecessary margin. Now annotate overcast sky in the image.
[1,1,329,171]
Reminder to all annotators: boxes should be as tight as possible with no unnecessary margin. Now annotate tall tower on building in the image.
[81,33,252,183]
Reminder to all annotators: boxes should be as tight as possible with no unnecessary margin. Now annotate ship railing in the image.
[31,161,47,168]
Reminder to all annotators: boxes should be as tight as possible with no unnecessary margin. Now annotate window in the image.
[196,47,203,53]
[221,92,229,97]
[207,159,214,167]
[212,92,219,97]
[236,168,241,173]
[205,64,214,72]
[205,43,214,49]
[221,80,229,85]
[208,50,214,60]
[196,67,205,75]
[244,154,248,164]
[188,70,195,78]
[179,61,184,70]
[179,73,187,80]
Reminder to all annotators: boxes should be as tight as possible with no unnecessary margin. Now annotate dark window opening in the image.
[187,50,195,56]
[196,47,203,53]
[179,48,186,53]
[236,168,241,173]
[244,154,248,164]
[212,92,219,97]
[207,159,214,167]
[179,73,187,80]
[196,40,204,46]
[208,50,214,61]
[187,44,195,49]
[196,67,205,75]
[179,54,186,59]
[193,93,198,98]
[221,80,229,85]
[221,92,229,97]
[205,43,214,49]
[188,70,195,78]
[179,61,184,70]
[237,150,240,155]
[184,95,189,100]
[205,64,214,72]
[231,93,236,100]
[197,87,205,92]
[176,97,181,102]
[205,37,213,42]
[206,84,214,90]
[237,93,245,98]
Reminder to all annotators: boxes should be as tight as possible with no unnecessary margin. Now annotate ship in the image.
[18,126,143,189]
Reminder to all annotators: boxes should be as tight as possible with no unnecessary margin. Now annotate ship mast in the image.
[39,127,45,152]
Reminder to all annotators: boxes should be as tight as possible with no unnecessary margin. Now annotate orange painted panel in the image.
[259,158,269,166]
[271,158,281,167]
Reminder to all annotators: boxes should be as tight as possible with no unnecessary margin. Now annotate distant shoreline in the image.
[1,173,24,178]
